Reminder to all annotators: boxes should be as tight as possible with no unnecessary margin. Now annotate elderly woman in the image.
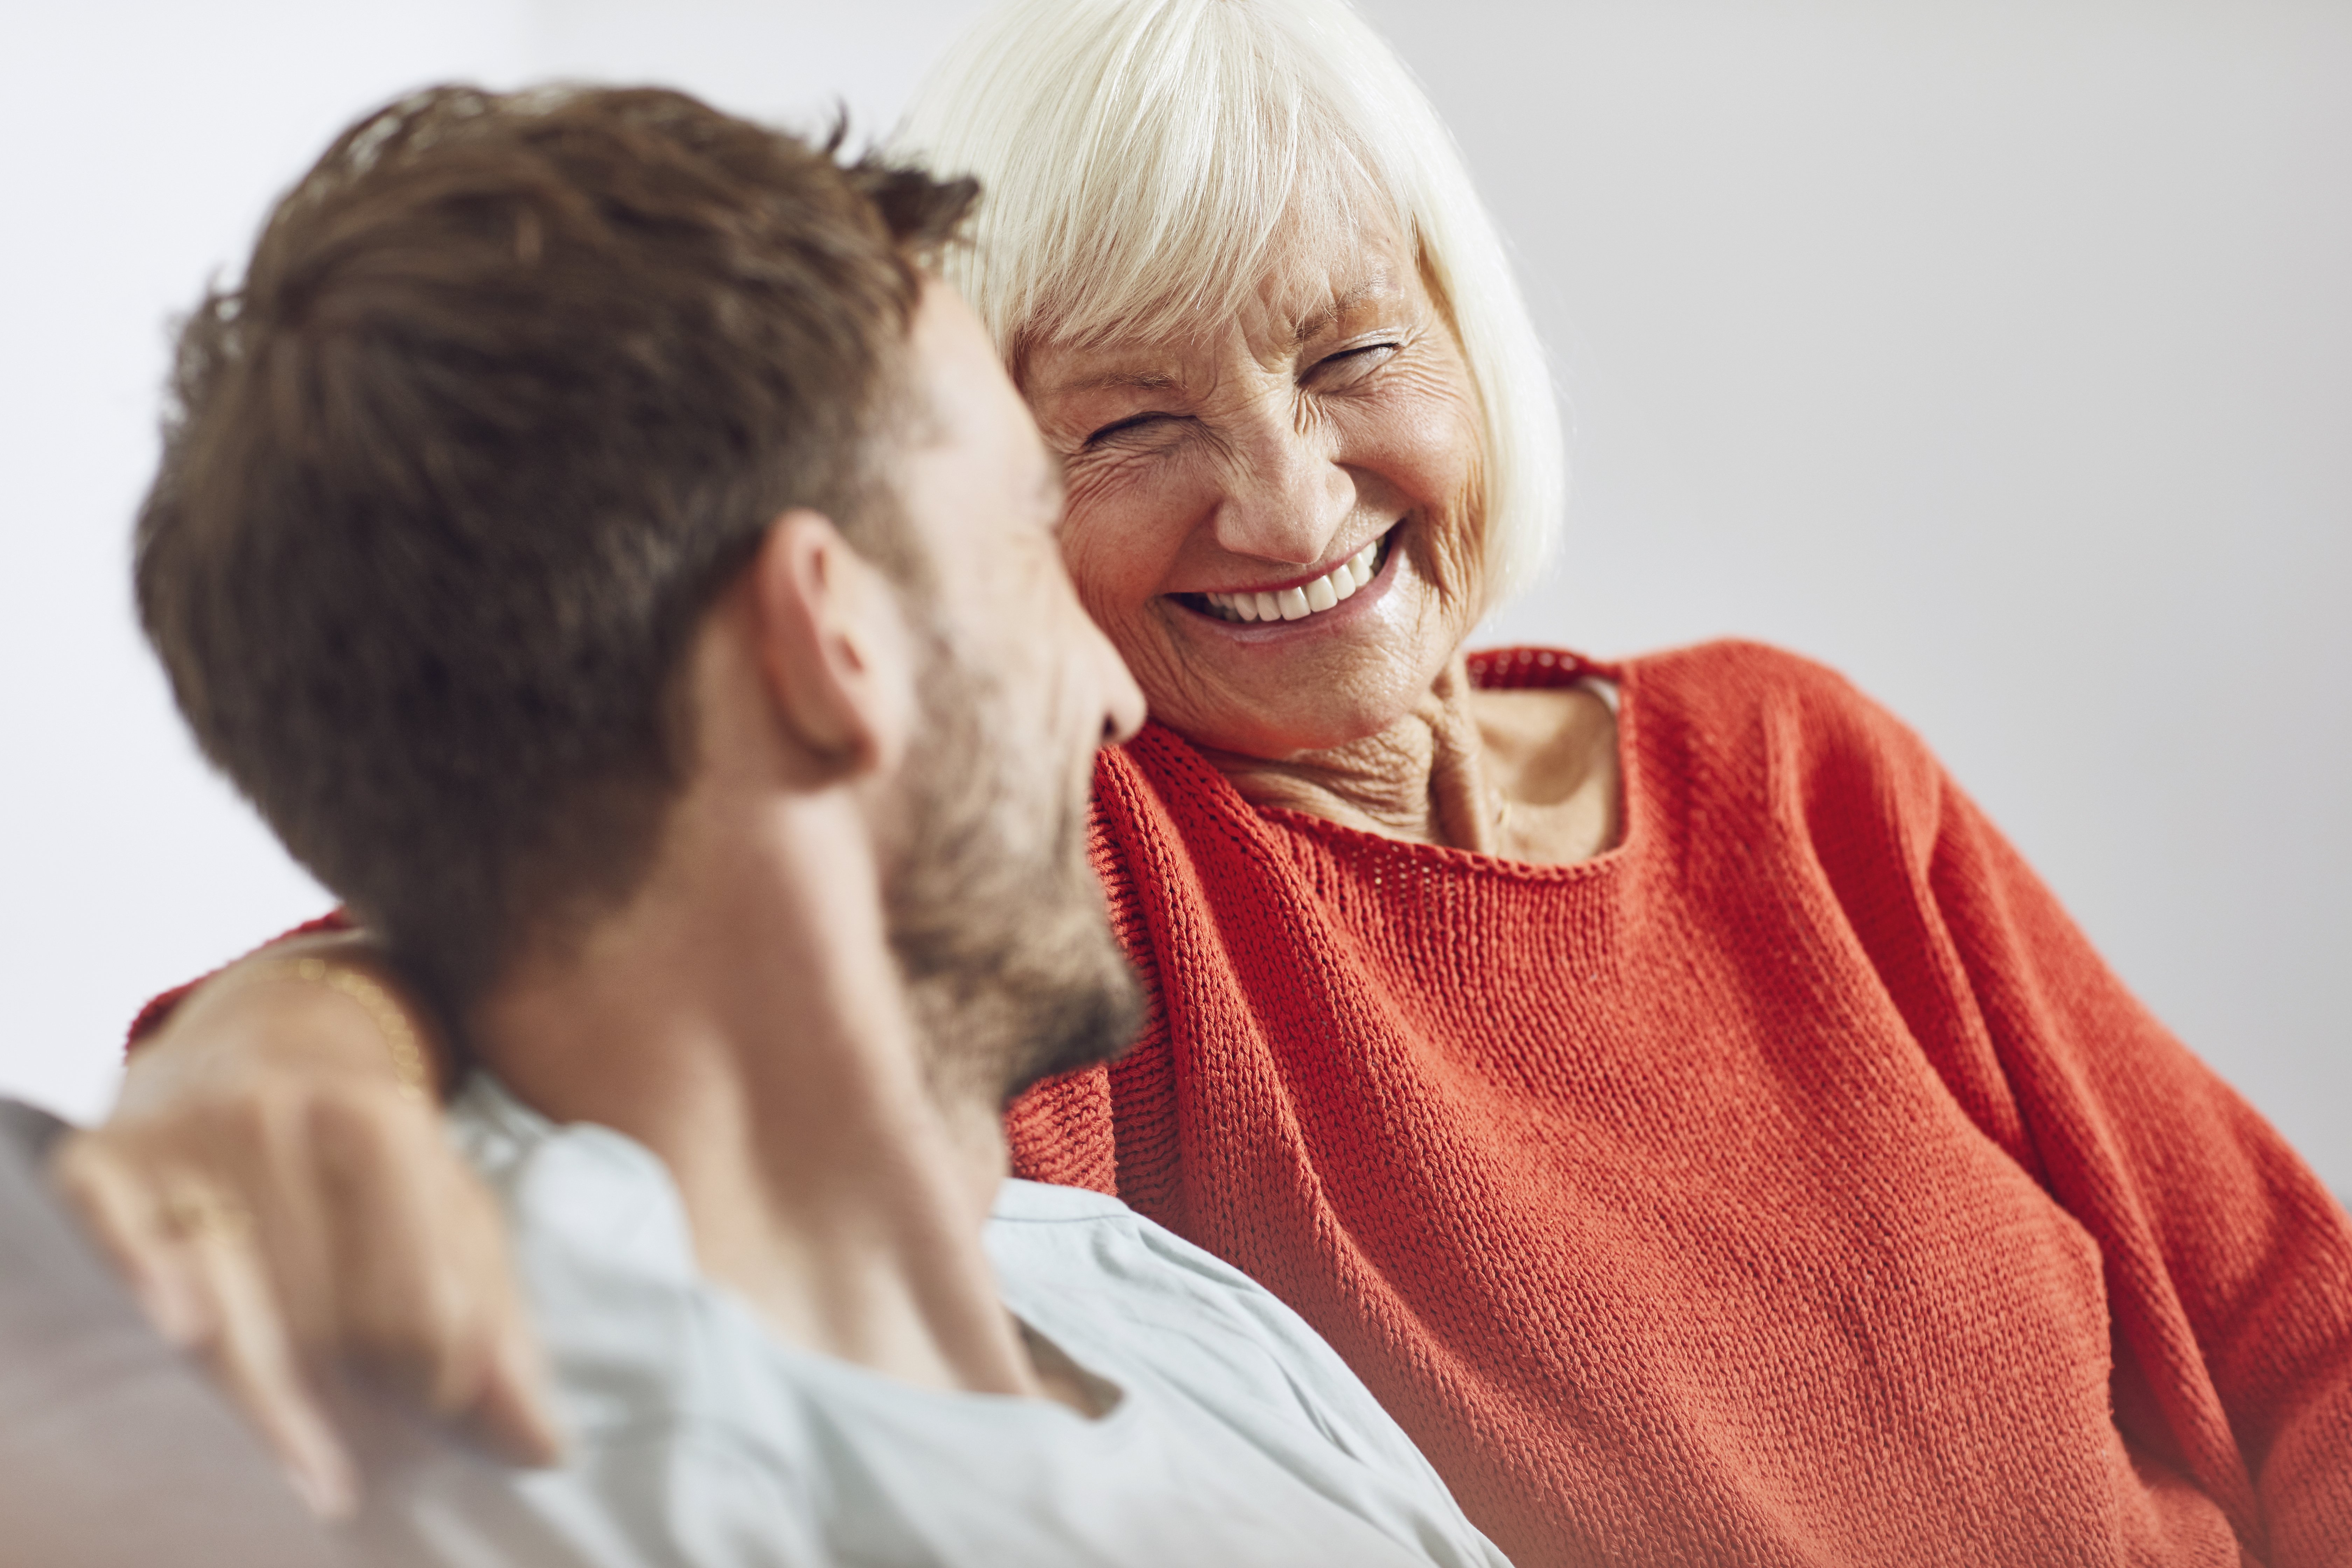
[75,2,2352,1565]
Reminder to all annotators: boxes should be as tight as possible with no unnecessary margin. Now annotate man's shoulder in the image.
[985,1180,1369,1421]
[985,1183,1500,1564]
[987,1180,1269,1300]
[381,1169,1464,1568]
[989,1175,1136,1224]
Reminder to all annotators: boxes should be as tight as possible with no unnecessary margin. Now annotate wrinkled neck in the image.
[1198,650,1502,853]
[1192,651,1624,867]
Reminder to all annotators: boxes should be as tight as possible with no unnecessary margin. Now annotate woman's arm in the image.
[1778,639,2352,1562]
[47,931,561,1517]
[1921,782,2352,1562]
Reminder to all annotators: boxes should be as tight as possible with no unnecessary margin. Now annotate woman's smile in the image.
[1173,524,1398,630]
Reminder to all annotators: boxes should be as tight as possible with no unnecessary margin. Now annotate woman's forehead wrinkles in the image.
[1245,209,1411,333]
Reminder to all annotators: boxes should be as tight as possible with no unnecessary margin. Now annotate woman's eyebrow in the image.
[1045,368,1185,397]
[1288,279,1398,348]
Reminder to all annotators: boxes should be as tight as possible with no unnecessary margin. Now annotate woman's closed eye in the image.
[1083,410,1187,447]
[1306,341,1401,390]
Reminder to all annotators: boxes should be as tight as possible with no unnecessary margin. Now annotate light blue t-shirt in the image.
[351,1076,1509,1568]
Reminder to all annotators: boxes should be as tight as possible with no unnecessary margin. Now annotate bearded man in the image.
[98,84,1508,1567]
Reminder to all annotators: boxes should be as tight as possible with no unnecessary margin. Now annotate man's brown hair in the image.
[136,85,975,1017]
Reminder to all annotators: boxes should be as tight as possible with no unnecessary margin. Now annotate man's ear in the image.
[744,510,915,779]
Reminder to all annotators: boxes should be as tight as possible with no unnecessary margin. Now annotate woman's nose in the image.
[1208,408,1351,568]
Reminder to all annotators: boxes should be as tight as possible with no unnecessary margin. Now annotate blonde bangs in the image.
[908,1,1389,353]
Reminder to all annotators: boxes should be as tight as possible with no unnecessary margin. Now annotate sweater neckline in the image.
[1137,646,1644,884]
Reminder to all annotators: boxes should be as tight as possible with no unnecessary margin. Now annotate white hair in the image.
[892,0,1564,602]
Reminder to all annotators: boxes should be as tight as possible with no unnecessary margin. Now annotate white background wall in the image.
[1,0,2343,1197]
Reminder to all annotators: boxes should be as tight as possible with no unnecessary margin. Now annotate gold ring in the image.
[160,1185,254,1243]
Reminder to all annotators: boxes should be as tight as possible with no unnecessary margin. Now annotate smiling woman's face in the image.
[1023,201,1488,761]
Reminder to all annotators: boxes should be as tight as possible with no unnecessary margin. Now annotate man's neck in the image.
[466,785,1044,1405]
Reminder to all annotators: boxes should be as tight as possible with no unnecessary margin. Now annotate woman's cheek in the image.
[1416,491,1488,625]
[1062,446,1205,602]
[1057,498,1165,659]
[1353,397,1486,614]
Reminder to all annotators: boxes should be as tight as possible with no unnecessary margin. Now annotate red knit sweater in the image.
[1003,640,2352,1568]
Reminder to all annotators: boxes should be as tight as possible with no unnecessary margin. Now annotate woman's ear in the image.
[744,510,916,778]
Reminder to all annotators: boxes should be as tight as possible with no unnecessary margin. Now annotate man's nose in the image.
[1208,402,1350,568]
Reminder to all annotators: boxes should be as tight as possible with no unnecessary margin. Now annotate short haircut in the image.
[894,0,1564,602]
[136,85,975,1015]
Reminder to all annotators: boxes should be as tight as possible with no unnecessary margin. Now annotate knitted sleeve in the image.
[1761,637,2352,1561]
[1920,775,2352,1563]
[1746,634,2352,1564]
[122,910,355,1053]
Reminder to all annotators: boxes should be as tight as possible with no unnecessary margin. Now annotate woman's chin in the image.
[1143,653,1440,762]
[1138,590,1464,762]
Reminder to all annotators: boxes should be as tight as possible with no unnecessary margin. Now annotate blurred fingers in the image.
[165,1176,359,1520]
[47,1135,204,1344]
[465,1309,566,1467]
[313,1090,561,1465]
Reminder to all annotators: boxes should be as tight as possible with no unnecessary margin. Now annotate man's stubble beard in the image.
[878,620,1144,1111]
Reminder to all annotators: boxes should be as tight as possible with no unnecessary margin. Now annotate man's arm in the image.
[48,931,561,1516]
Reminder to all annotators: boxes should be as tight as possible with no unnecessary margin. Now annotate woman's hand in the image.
[46,933,562,1518]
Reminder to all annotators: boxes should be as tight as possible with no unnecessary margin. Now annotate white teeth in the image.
[1198,534,1388,623]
